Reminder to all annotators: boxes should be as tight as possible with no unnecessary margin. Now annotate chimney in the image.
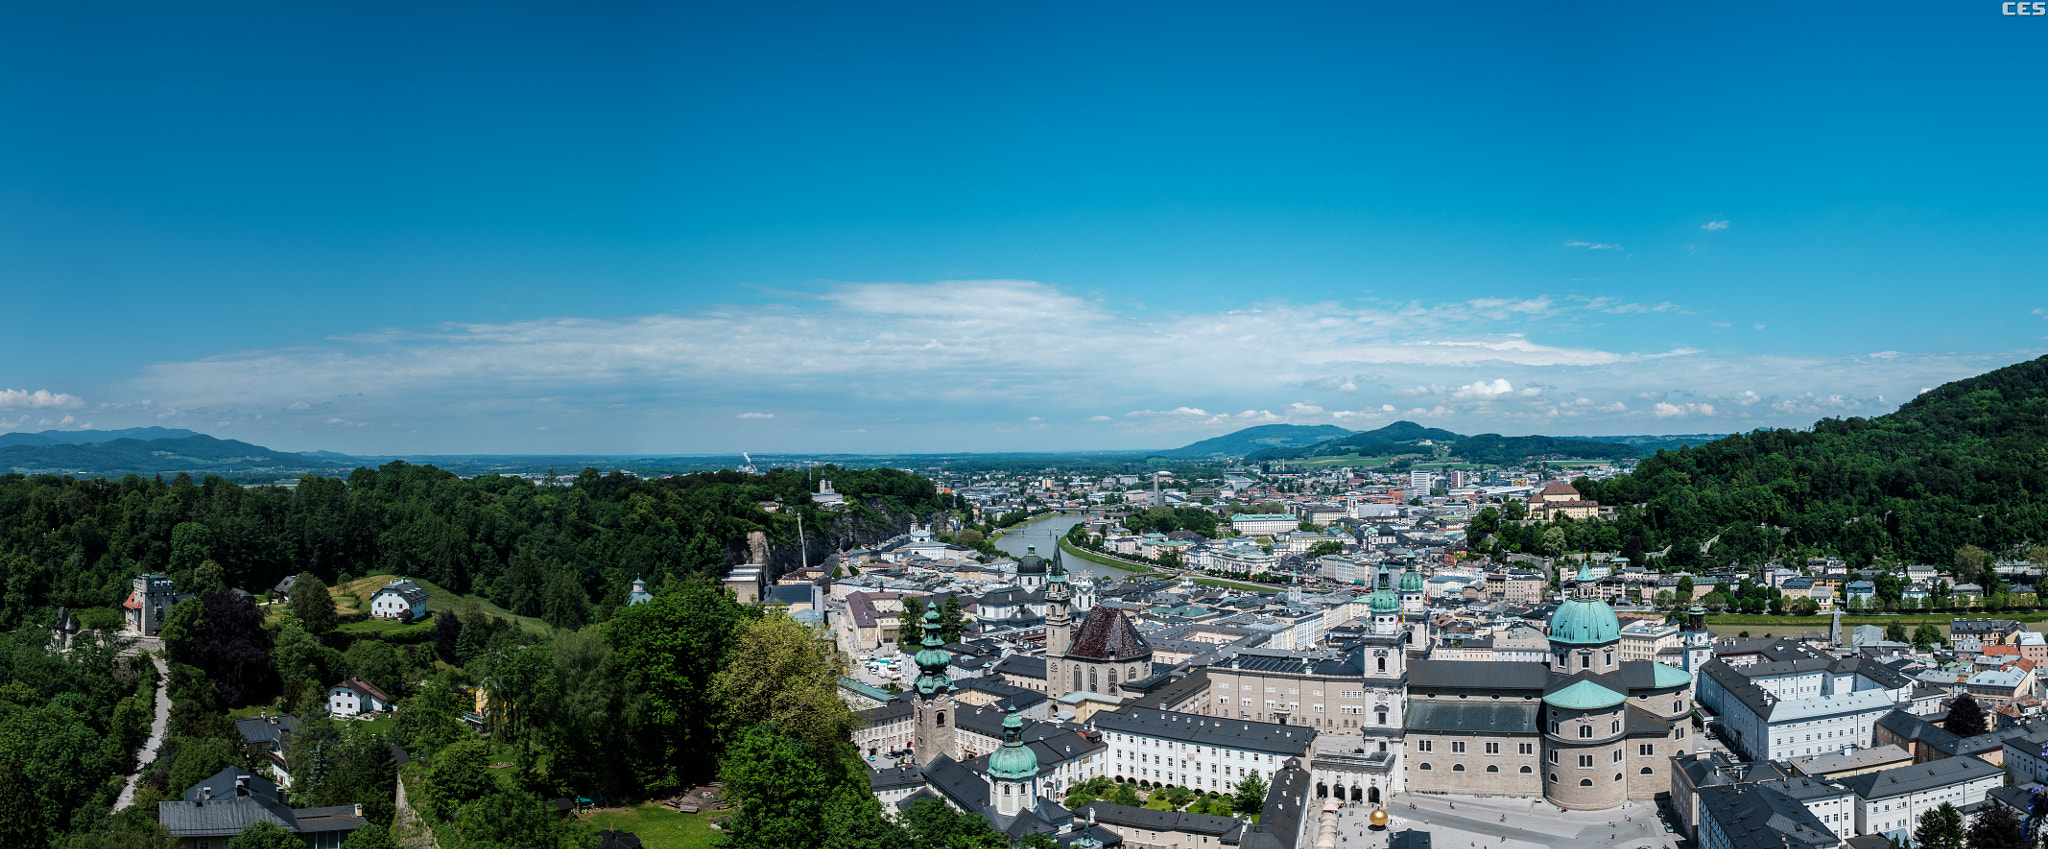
[236,775,249,797]
[355,803,363,818]
[200,786,212,804]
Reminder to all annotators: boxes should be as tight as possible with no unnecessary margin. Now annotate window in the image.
[1519,743,1534,755]
[1485,742,1499,754]
[1641,767,1654,774]
[1076,669,1084,692]
[1486,765,1499,772]
[1611,721,1621,733]
[1581,653,1590,669]
[1613,750,1623,763]
[1451,742,1466,753]
[1417,740,1432,752]
[1378,657,1386,672]
[1579,725,1592,739]
[1639,744,1654,756]
[1452,764,1465,772]
[1548,750,1558,764]
[1614,773,1622,782]
[1580,778,1592,787]
[1578,755,1594,768]
[1419,763,1432,770]
[937,711,946,727]
[1675,700,1684,713]
[1520,766,1533,774]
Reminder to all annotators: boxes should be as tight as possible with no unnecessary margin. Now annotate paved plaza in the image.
[1325,793,1685,849]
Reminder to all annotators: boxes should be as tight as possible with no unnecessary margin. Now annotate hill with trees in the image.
[0,433,351,477]
[1154,424,1355,458]
[1569,354,2048,571]
[1243,421,1465,461]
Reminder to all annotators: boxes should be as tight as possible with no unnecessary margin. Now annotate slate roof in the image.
[1407,659,1551,692]
[1403,699,1539,735]
[1094,707,1315,757]
[1069,606,1151,661]
[234,714,302,747]
[992,654,1047,681]
[1694,784,1841,849]
[1838,755,2002,800]
[158,767,367,838]
[1075,801,1244,838]
[373,579,429,606]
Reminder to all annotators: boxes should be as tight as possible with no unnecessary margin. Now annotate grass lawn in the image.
[324,573,554,635]
[577,803,721,848]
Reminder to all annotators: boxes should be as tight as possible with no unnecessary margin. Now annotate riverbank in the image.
[1056,539,1276,594]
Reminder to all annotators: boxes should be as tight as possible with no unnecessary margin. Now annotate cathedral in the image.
[1044,551,1153,701]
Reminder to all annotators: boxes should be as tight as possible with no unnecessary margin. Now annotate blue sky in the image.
[3,2,2045,454]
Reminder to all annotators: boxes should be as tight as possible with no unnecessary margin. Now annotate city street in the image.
[1327,793,1682,849]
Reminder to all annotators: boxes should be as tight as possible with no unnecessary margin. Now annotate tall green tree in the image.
[1967,798,2027,849]
[711,612,858,781]
[936,593,965,645]
[1947,693,1990,738]
[226,821,303,849]
[605,580,752,793]
[289,573,337,635]
[1916,803,1967,849]
[1233,772,1268,817]
[899,596,925,646]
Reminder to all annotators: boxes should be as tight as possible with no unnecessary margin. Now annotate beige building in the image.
[1619,619,1680,663]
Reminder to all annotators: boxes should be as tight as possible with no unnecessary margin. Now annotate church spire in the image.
[913,604,952,696]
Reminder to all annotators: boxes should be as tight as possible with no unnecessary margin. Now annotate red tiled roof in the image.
[122,590,142,610]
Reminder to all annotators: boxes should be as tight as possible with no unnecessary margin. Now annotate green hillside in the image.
[1577,354,2048,570]
[1451,434,1639,464]
[1155,424,1354,458]
[1245,421,1464,461]
[0,434,351,476]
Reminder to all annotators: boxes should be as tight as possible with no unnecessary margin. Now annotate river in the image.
[991,512,1144,581]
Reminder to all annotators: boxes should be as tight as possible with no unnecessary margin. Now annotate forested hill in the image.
[1243,421,1465,461]
[0,434,348,476]
[1576,354,2048,569]
[1154,424,1354,458]
[0,462,952,630]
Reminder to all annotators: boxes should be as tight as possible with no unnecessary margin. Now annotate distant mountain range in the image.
[1165,420,1724,464]
[0,432,355,478]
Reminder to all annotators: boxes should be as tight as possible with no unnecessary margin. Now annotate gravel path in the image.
[113,650,171,811]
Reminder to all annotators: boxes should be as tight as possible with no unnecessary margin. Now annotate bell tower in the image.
[1045,549,1073,698]
[911,605,957,764]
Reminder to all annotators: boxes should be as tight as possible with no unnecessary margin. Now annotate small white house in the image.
[328,676,393,717]
[368,579,429,620]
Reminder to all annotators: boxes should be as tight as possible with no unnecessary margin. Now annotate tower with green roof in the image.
[1397,561,1425,615]
[911,604,957,764]
[985,706,1040,817]
[1547,560,1623,675]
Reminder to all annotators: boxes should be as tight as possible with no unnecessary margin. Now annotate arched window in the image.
[1090,669,1098,692]
[1452,764,1465,772]
[1579,725,1592,738]
[1486,765,1499,773]
[937,711,947,727]
[1109,668,1119,688]
[1579,778,1593,787]
[1419,763,1432,771]
[1519,766,1533,774]
[1641,767,1654,774]
[1074,668,1083,693]
[1377,657,1386,672]
[1614,773,1623,782]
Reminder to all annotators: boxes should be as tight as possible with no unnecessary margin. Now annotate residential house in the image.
[158,767,366,849]
[367,579,429,620]
[327,676,393,718]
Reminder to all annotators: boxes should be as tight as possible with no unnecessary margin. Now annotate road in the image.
[113,644,171,812]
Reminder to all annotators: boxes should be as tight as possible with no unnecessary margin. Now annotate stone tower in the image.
[1045,549,1074,689]
[911,605,957,764]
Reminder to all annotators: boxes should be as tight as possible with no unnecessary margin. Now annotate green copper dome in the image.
[1547,596,1621,645]
[986,706,1039,780]
[1543,679,1626,711]
[1368,565,1400,613]
[913,605,953,696]
[1398,564,1424,593]
[1649,661,1693,690]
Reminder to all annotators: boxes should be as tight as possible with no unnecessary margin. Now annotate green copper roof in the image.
[1543,679,1626,711]
[986,707,1039,780]
[1398,564,1424,592]
[913,605,952,696]
[1547,597,1621,645]
[1368,564,1399,612]
[1649,661,1693,690]
[1575,561,1597,583]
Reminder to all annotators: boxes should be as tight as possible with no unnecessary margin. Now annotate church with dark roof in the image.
[1044,550,1152,701]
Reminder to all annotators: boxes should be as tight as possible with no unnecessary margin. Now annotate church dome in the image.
[1369,587,1400,613]
[1547,561,1620,646]
[1398,565,1424,593]
[986,707,1039,780]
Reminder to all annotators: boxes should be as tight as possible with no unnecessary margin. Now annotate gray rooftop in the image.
[1094,707,1315,757]
[1838,755,2003,801]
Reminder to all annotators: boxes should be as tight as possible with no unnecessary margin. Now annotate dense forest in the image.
[0,462,953,632]
[1518,355,2048,570]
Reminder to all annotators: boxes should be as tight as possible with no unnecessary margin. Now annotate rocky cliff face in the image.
[749,502,950,582]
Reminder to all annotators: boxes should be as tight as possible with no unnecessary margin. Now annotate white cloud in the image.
[1451,379,1516,400]
[1701,220,1730,231]
[286,400,313,410]
[1087,415,1111,422]
[1652,402,1716,419]
[0,389,84,409]
[1564,240,1624,251]
[1754,323,1767,330]
[737,412,774,419]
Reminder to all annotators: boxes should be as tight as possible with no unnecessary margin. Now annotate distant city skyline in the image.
[3,3,2044,454]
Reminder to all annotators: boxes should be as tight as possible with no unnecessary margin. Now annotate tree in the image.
[711,613,858,779]
[1305,541,1346,559]
[1967,797,2027,849]
[605,580,752,793]
[1915,802,1967,849]
[1885,621,1909,644]
[1956,544,1991,578]
[193,560,228,596]
[936,593,965,645]
[186,593,280,707]
[339,823,399,849]
[1106,782,1141,807]
[227,821,303,849]
[0,758,38,849]
[344,640,407,697]
[289,573,337,635]
[425,738,493,813]
[1233,772,1268,817]
[1912,624,1945,651]
[1541,527,1567,557]
[272,620,339,685]
[900,796,1004,849]
[899,596,925,647]
[952,528,984,548]
[1947,693,1990,738]
[1676,576,1695,601]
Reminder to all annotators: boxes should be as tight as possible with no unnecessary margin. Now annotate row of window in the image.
[1413,740,1533,755]
[1417,763,1531,773]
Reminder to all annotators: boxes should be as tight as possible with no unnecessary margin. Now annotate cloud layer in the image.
[87,279,2042,452]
